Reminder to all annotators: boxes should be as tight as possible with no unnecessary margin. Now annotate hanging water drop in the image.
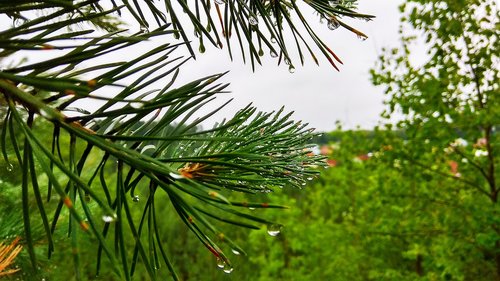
[270,37,277,44]
[169,172,184,179]
[130,101,143,109]
[231,249,241,255]
[39,109,52,120]
[215,0,226,4]
[327,19,340,30]
[140,144,156,154]
[139,25,149,33]
[102,214,117,223]
[328,0,340,7]
[216,258,226,269]
[133,195,140,202]
[270,51,278,58]
[223,265,234,274]
[267,224,282,236]
[248,16,258,26]
[357,34,368,41]
[307,177,314,181]
[199,44,206,53]
[6,163,13,172]
[288,65,296,73]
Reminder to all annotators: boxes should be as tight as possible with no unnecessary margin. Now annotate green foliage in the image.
[131,128,496,281]
[371,0,499,279]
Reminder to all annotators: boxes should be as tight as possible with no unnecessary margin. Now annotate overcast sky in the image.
[172,0,406,132]
[2,1,406,132]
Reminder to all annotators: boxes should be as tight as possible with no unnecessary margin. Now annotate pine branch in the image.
[0,0,363,279]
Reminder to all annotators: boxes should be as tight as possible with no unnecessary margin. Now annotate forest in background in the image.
[0,126,498,280]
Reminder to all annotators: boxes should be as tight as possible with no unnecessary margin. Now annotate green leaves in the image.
[370,0,499,279]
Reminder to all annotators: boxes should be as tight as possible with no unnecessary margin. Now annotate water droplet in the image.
[288,65,296,73]
[216,258,226,269]
[329,0,340,7]
[284,58,291,65]
[132,195,140,202]
[270,37,277,44]
[139,25,149,33]
[130,101,143,109]
[357,34,368,41]
[6,163,13,172]
[270,51,278,58]
[258,49,264,56]
[199,44,206,53]
[248,16,258,26]
[215,0,226,4]
[223,266,234,274]
[140,144,156,154]
[39,109,52,119]
[102,214,117,223]
[267,224,282,236]
[169,172,184,179]
[231,249,241,255]
[327,19,340,30]
[307,177,313,181]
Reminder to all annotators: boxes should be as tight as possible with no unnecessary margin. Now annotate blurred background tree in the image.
[371,0,499,279]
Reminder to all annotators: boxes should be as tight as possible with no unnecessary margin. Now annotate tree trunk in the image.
[416,254,424,276]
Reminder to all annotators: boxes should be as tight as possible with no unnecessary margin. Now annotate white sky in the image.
[2,1,407,132]
[172,0,406,132]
